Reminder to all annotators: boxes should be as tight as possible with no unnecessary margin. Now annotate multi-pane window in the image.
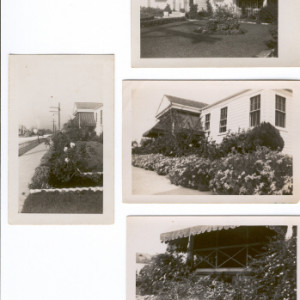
[250,95,261,127]
[205,113,210,131]
[219,107,227,133]
[275,95,286,128]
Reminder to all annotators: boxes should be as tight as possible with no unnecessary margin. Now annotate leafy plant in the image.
[259,3,278,24]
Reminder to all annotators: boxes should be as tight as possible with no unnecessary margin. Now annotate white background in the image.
[1,0,300,299]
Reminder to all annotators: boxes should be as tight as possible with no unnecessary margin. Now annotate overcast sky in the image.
[11,55,105,130]
[130,81,245,143]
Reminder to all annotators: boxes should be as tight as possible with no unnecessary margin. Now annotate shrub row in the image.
[141,17,186,27]
[133,122,285,159]
[132,147,293,195]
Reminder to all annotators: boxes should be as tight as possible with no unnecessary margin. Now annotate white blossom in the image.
[64,147,68,152]
[70,142,75,148]
[65,157,70,163]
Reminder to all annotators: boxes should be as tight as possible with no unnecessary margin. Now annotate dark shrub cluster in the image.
[259,3,278,24]
[140,6,163,19]
[186,4,198,19]
[141,16,186,27]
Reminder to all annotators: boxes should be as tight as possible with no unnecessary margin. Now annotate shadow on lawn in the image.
[21,190,103,214]
[142,25,221,45]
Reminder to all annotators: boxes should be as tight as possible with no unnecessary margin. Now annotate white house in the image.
[144,89,293,154]
[73,102,103,136]
[140,0,275,16]
[201,89,292,154]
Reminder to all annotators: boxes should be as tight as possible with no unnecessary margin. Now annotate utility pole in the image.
[50,102,61,132]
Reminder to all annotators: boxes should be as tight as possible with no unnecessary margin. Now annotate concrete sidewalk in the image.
[132,166,213,195]
[19,142,48,212]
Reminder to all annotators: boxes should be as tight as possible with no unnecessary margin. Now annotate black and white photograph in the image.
[127,216,298,300]
[8,55,114,224]
[123,81,299,203]
[131,0,300,67]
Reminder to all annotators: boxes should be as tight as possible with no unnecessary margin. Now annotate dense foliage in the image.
[259,3,278,24]
[29,120,103,189]
[137,228,297,300]
[132,146,293,195]
[209,147,293,195]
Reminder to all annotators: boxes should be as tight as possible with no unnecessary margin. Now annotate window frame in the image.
[275,95,286,128]
[205,113,210,131]
[219,107,228,133]
[249,94,261,127]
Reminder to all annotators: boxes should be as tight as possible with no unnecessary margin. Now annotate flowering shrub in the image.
[168,156,212,191]
[29,166,51,189]
[209,147,293,195]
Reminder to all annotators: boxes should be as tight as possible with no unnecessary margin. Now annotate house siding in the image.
[201,89,293,154]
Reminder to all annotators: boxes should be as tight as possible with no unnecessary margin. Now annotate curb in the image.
[30,186,103,194]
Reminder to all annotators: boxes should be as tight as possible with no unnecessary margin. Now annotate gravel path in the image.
[132,166,213,195]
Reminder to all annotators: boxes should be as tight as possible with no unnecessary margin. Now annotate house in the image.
[143,89,293,154]
[140,0,276,16]
[160,225,290,276]
[143,95,207,138]
[73,102,103,135]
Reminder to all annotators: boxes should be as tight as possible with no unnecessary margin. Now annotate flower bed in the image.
[132,147,293,195]
[209,147,293,195]
[29,137,103,189]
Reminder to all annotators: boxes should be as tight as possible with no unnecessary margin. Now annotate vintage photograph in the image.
[132,0,300,67]
[127,216,298,300]
[9,55,114,224]
[123,81,299,203]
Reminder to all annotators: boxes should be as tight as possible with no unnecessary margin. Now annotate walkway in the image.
[132,167,213,195]
[18,142,48,212]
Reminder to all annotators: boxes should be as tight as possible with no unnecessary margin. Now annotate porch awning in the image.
[160,226,238,242]
[160,225,281,243]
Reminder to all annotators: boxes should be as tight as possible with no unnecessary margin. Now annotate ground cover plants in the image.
[132,123,293,195]
[136,228,297,300]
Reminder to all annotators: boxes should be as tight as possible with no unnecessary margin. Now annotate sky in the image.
[11,55,105,130]
[130,81,245,143]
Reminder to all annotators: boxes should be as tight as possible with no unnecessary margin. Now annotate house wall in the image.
[95,107,103,136]
[201,90,293,154]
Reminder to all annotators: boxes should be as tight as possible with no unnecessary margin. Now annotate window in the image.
[219,107,227,133]
[275,95,286,128]
[100,110,103,125]
[250,95,261,127]
[205,113,210,131]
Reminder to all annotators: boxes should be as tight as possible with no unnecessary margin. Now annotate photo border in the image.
[8,54,115,225]
[123,80,300,203]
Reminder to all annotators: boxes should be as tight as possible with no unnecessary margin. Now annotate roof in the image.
[74,102,102,110]
[160,225,279,243]
[161,226,238,242]
[165,95,208,110]
[202,90,251,110]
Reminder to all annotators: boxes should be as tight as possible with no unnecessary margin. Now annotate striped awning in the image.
[161,226,238,242]
[160,225,282,243]
[79,112,96,127]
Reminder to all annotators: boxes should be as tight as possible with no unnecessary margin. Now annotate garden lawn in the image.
[21,190,103,214]
[141,21,273,58]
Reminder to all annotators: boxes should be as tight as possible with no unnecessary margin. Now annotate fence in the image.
[19,138,47,156]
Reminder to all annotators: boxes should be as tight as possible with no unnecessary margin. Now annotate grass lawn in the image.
[141,20,274,58]
[21,190,103,214]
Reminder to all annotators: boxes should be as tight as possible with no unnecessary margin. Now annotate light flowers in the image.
[64,147,68,153]
[65,157,70,163]
[70,142,75,148]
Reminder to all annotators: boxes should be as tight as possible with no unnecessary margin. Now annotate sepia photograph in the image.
[127,216,298,300]
[131,0,300,67]
[8,55,114,224]
[123,81,300,203]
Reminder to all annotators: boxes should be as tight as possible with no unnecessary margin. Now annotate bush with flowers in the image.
[209,147,293,195]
